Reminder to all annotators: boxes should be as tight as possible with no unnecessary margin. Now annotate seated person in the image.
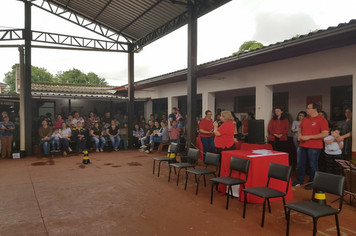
[90,122,105,152]
[72,121,87,152]
[133,124,144,149]
[59,122,72,156]
[38,120,53,157]
[71,111,85,127]
[121,123,128,150]
[50,128,62,152]
[140,121,154,148]
[106,120,121,151]
[146,121,169,153]
[324,127,343,175]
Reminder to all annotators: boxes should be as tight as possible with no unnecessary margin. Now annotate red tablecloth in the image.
[218,150,293,203]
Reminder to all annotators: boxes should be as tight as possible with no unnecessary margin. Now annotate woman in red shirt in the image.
[214,111,236,154]
[268,108,290,152]
[199,110,215,162]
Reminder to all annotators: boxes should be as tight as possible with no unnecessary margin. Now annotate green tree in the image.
[233,40,264,56]
[55,68,108,85]
[3,64,54,93]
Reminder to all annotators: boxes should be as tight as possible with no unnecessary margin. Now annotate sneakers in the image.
[140,145,147,148]
[145,150,149,153]
[292,181,301,187]
[304,183,313,190]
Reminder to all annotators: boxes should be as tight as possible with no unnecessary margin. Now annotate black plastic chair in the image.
[152,143,179,177]
[243,162,292,227]
[185,152,220,195]
[210,157,250,210]
[285,171,345,236]
[168,148,200,186]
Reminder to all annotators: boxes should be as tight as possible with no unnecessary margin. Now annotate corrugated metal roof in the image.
[115,19,356,92]
[39,0,230,48]
[31,82,117,95]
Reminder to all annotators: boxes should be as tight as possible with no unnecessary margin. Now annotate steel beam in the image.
[24,0,32,156]
[134,0,231,49]
[128,44,135,148]
[32,30,128,52]
[0,29,23,41]
[31,0,134,43]
[186,1,198,149]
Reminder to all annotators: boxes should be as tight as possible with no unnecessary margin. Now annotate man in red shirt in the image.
[294,103,329,190]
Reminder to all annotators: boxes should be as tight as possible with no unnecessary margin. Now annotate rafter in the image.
[31,30,129,52]
[31,0,135,44]
[0,29,23,41]
[134,0,230,49]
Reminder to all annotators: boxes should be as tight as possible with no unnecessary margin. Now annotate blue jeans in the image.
[40,139,52,155]
[150,135,162,148]
[51,139,60,150]
[140,136,149,146]
[170,139,179,144]
[109,136,121,149]
[296,146,321,184]
[200,136,215,162]
[91,137,105,149]
[121,136,128,149]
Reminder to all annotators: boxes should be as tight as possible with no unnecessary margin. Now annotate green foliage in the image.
[55,68,108,85]
[2,65,108,92]
[233,40,264,56]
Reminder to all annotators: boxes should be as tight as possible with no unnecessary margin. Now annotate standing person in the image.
[106,120,121,151]
[199,110,215,162]
[66,114,74,128]
[175,108,183,121]
[90,122,105,152]
[0,115,15,158]
[59,122,72,156]
[38,120,53,157]
[213,111,236,156]
[330,106,346,128]
[293,103,329,190]
[268,108,290,152]
[169,120,181,144]
[337,108,352,160]
[242,112,255,142]
[291,111,307,149]
[168,108,177,126]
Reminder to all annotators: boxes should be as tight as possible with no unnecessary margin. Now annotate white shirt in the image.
[324,135,343,155]
[59,128,71,138]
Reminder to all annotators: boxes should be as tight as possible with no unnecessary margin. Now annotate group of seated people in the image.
[37,111,129,157]
[37,109,188,156]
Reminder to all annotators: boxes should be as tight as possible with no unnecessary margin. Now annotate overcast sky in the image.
[0,0,355,86]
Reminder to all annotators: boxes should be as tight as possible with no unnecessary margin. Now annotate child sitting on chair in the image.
[51,128,62,152]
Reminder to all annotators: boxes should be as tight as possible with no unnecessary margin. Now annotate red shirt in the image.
[268,118,290,141]
[299,114,329,149]
[215,120,235,148]
[199,117,214,137]
[243,120,248,134]
[169,126,181,140]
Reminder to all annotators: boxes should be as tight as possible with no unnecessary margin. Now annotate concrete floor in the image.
[0,150,355,236]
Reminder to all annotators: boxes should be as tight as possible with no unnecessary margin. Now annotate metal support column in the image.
[68,99,71,113]
[19,46,25,154]
[186,1,198,149]
[24,1,32,156]
[128,44,135,148]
